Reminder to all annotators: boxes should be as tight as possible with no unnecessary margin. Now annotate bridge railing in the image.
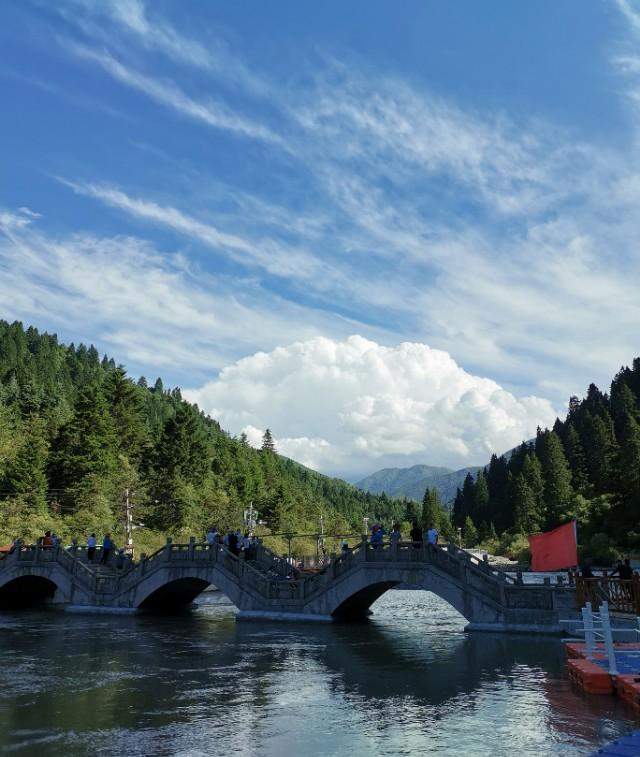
[439,542,516,584]
[108,539,303,602]
[575,575,640,615]
[293,538,514,605]
[0,542,101,594]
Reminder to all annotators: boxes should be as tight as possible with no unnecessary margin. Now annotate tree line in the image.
[0,320,414,553]
[450,362,640,561]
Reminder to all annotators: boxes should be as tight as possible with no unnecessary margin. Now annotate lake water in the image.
[0,590,637,756]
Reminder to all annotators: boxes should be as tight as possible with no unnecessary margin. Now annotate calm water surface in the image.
[0,591,637,756]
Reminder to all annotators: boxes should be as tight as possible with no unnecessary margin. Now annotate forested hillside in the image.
[0,321,411,552]
[451,363,640,561]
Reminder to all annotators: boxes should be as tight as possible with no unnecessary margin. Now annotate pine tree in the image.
[613,412,640,533]
[511,472,541,534]
[463,516,478,548]
[261,428,276,454]
[452,486,465,527]
[582,412,617,493]
[521,453,545,516]
[611,379,639,437]
[438,509,456,542]
[48,382,119,499]
[151,403,211,529]
[473,470,490,524]
[486,454,510,531]
[104,367,148,460]
[460,472,476,524]
[563,423,589,494]
[3,416,49,513]
[421,487,442,530]
[508,441,535,477]
[536,429,573,527]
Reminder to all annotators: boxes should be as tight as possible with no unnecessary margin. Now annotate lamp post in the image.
[243,502,258,536]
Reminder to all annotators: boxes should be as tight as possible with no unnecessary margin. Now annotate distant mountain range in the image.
[355,444,527,504]
[355,463,481,505]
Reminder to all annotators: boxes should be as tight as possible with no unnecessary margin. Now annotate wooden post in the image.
[575,576,584,608]
[633,573,640,617]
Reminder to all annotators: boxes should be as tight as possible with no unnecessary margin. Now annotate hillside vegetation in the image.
[450,363,640,563]
[0,321,415,554]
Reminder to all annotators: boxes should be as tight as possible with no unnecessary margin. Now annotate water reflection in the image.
[0,591,636,756]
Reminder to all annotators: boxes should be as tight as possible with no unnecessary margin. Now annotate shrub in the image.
[586,532,618,566]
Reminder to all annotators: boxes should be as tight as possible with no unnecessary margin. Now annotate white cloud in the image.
[11,0,640,442]
[59,0,267,95]
[61,180,325,281]
[67,44,280,145]
[0,211,378,381]
[184,335,557,479]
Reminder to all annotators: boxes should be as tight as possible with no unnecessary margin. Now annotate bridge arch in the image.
[312,563,501,625]
[331,580,401,619]
[138,577,213,611]
[129,566,247,613]
[0,574,59,609]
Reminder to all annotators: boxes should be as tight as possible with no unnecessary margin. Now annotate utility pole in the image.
[125,488,134,556]
[317,514,326,566]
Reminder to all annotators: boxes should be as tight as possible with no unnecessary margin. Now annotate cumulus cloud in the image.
[184,336,557,479]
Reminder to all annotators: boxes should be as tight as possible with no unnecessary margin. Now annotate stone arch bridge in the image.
[0,539,577,633]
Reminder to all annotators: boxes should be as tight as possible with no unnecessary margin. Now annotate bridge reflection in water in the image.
[0,537,578,633]
[0,594,633,755]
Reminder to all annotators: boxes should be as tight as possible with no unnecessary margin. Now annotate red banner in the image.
[528,521,578,572]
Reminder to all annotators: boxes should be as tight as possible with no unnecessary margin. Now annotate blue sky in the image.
[2,1,640,477]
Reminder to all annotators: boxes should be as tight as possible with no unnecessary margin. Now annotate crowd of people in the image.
[4,525,637,589]
[28,531,126,568]
[355,521,439,551]
[204,526,259,561]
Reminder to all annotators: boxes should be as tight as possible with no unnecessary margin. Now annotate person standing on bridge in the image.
[427,524,439,549]
[227,529,239,556]
[390,524,401,549]
[410,521,422,549]
[101,533,113,565]
[87,533,97,561]
[206,527,218,547]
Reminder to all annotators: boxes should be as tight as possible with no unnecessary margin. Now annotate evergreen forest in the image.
[450,363,640,563]
[0,321,415,555]
[1,319,639,563]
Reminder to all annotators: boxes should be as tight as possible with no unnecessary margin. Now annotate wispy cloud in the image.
[0,210,384,380]
[14,0,640,412]
[58,0,267,95]
[66,44,281,145]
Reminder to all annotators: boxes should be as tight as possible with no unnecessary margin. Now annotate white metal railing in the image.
[563,601,640,675]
